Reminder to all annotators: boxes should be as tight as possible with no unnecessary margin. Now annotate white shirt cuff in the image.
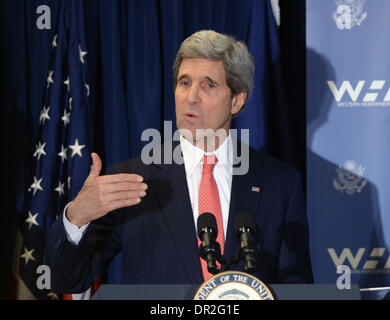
[63,202,90,246]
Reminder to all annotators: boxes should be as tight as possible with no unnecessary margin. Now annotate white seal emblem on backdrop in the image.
[193,271,275,300]
[333,160,367,195]
[333,0,367,30]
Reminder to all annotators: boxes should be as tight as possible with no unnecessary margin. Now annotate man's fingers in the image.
[97,173,144,184]
[96,190,146,213]
[104,190,146,203]
[89,153,102,178]
[101,182,148,194]
[105,198,142,212]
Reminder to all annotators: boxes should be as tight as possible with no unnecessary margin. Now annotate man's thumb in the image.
[89,152,102,178]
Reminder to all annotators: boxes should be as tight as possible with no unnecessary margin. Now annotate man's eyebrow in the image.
[177,74,221,86]
[177,74,190,81]
[204,76,220,86]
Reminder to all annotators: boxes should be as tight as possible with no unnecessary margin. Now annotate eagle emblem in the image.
[333,160,367,195]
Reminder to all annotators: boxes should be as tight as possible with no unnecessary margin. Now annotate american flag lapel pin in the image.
[251,186,261,193]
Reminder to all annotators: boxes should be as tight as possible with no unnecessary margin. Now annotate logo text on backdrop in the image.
[328,81,390,107]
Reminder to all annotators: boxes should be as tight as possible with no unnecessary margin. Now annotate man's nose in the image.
[187,83,200,104]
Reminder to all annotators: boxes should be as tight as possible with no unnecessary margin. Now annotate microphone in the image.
[197,212,221,275]
[234,212,258,274]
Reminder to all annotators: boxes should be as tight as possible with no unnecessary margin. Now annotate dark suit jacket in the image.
[44,143,312,294]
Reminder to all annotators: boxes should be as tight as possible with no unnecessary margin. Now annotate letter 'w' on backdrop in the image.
[16,0,99,300]
[306,0,390,288]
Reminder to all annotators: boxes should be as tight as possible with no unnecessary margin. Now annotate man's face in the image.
[175,58,244,146]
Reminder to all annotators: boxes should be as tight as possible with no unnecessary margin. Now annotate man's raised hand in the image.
[66,152,147,228]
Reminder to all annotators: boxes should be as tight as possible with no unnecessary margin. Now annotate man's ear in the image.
[231,91,247,116]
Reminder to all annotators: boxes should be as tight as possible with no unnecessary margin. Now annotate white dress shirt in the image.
[180,134,233,239]
[63,202,89,245]
[63,133,234,245]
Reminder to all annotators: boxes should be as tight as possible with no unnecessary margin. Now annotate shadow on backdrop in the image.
[306,48,389,288]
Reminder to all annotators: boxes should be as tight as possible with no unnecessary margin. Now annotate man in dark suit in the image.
[44,30,312,294]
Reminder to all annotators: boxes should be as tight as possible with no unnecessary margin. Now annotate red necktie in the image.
[198,154,224,280]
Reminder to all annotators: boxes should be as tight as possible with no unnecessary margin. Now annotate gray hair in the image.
[173,30,254,113]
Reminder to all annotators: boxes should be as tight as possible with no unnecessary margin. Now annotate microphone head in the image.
[234,212,256,235]
[197,212,218,237]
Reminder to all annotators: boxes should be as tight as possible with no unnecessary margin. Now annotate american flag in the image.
[20,0,94,300]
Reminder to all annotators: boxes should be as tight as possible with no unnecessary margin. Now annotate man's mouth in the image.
[184,112,199,119]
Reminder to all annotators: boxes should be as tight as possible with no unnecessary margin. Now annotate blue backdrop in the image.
[307,0,390,288]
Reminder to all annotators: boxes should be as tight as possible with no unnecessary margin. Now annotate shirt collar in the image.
[180,132,233,177]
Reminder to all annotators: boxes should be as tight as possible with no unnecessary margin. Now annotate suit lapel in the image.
[224,147,266,262]
[153,143,203,283]
[151,141,266,279]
